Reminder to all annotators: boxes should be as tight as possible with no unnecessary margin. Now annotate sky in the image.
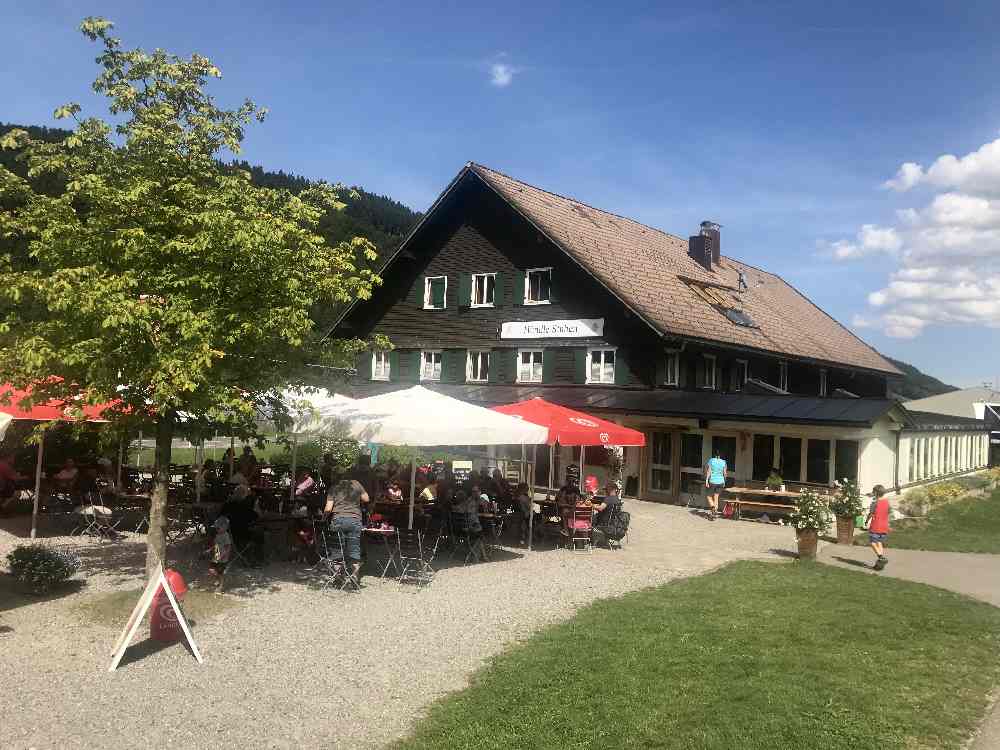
[4,0,1000,388]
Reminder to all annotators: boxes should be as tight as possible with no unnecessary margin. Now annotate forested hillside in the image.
[886,357,957,401]
[0,123,421,265]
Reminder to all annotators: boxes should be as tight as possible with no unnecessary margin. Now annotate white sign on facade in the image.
[500,318,605,340]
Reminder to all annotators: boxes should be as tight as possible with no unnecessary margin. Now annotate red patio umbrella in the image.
[492,398,645,552]
[0,385,113,538]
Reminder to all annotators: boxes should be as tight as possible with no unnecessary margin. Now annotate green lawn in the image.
[875,488,1000,554]
[398,561,1000,750]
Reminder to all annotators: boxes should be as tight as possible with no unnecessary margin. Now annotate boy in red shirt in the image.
[865,484,892,571]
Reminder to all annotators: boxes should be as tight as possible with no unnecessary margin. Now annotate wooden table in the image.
[723,487,803,520]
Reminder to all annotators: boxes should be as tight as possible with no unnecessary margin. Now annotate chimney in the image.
[688,221,721,271]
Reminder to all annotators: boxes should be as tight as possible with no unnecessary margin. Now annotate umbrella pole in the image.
[30,433,44,540]
[581,445,586,479]
[116,435,124,500]
[528,444,537,552]
[408,458,416,530]
[136,431,142,467]
[550,443,555,490]
[286,436,298,513]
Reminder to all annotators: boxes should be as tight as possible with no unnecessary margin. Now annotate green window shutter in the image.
[573,348,587,384]
[389,350,400,382]
[408,351,421,382]
[355,351,370,381]
[493,272,505,307]
[431,277,446,308]
[542,349,556,384]
[514,270,527,305]
[454,348,467,383]
[458,274,472,308]
[504,349,519,383]
[488,349,501,383]
[414,276,426,306]
[614,350,629,386]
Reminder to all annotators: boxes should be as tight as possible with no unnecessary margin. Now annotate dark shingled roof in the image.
[467,163,900,376]
[903,409,988,432]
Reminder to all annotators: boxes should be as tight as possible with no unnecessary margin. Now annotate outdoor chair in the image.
[566,506,593,553]
[311,520,360,592]
[71,496,122,540]
[448,512,485,565]
[396,528,439,587]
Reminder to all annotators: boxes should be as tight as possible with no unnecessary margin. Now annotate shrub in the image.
[790,488,832,533]
[954,475,990,491]
[277,437,360,471]
[898,488,929,517]
[6,544,81,593]
[829,478,864,518]
[927,482,964,506]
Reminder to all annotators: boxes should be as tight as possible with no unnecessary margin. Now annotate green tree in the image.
[0,18,381,575]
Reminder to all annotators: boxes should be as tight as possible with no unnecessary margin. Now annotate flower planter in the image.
[835,515,855,545]
[796,528,819,560]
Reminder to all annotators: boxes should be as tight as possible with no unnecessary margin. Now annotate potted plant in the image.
[829,478,864,545]
[766,468,783,491]
[789,488,831,560]
[6,544,81,594]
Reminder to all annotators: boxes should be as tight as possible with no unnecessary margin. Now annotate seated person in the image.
[219,492,258,548]
[0,452,27,515]
[592,481,624,547]
[450,489,481,533]
[386,479,403,503]
[196,459,222,501]
[513,482,532,544]
[54,458,79,492]
[419,481,437,504]
[294,469,316,499]
[228,469,250,501]
[76,465,101,504]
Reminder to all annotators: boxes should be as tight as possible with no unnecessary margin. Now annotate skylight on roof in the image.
[723,308,757,328]
[686,281,758,329]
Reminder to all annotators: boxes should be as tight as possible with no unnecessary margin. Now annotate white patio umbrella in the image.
[320,386,548,527]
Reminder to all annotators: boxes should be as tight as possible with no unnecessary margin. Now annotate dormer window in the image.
[524,268,552,304]
[819,368,828,397]
[423,276,447,310]
[699,354,717,390]
[472,273,496,307]
[664,351,679,386]
[778,361,789,392]
[732,359,748,392]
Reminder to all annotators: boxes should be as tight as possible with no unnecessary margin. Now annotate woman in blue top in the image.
[704,451,727,521]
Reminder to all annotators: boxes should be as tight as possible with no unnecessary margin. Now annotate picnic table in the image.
[723,486,813,520]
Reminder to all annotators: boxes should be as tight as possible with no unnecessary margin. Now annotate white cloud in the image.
[490,62,516,87]
[829,224,902,259]
[836,134,1000,338]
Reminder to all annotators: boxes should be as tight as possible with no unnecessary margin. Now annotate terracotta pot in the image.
[796,528,819,560]
[835,515,855,545]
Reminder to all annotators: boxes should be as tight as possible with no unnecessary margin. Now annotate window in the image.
[778,361,789,392]
[699,354,717,390]
[517,349,543,383]
[423,276,447,310]
[834,439,859,483]
[680,433,705,495]
[664,351,680,386]
[819,368,828,397]
[752,434,775,482]
[711,435,737,478]
[650,432,672,492]
[524,267,552,304]
[467,350,490,382]
[472,273,496,307]
[420,350,442,381]
[587,348,616,384]
[371,351,390,381]
[732,360,748,392]
[779,436,802,483]
[806,439,831,484]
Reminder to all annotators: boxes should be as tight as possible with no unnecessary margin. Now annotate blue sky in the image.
[5,1,1000,388]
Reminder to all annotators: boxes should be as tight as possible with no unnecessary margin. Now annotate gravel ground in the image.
[1,501,797,749]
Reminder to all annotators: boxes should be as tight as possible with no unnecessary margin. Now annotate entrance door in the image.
[646,431,674,502]
[679,432,706,506]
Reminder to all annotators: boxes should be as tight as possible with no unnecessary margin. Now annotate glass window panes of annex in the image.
[650,431,672,492]
[779,437,801,482]
[834,440,859,483]
[472,273,495,307]
[710,436,736,480]
[589,349,615,384]
[420,350,442,381]
[680,433,704,495]
[525,268,551,304]
[424,276,446,309]
[752,434,775,481]
[467,351,490,382]
[806,439,831,484]
[518,350,543,383]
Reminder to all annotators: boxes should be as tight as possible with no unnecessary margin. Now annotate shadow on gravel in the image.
[116,636,197,669]
[0,573,87,615]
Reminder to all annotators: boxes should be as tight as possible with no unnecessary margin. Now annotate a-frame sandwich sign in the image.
[108,566,203,672]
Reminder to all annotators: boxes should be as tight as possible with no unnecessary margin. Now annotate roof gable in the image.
[469,163,900,375]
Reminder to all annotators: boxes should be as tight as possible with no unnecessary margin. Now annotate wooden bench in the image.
[723,486,829,521]
[724,497,795,520]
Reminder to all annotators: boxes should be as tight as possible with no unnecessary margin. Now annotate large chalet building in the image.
[334,163,990,502]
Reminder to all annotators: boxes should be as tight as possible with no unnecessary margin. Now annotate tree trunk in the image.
[146,412,175,579]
